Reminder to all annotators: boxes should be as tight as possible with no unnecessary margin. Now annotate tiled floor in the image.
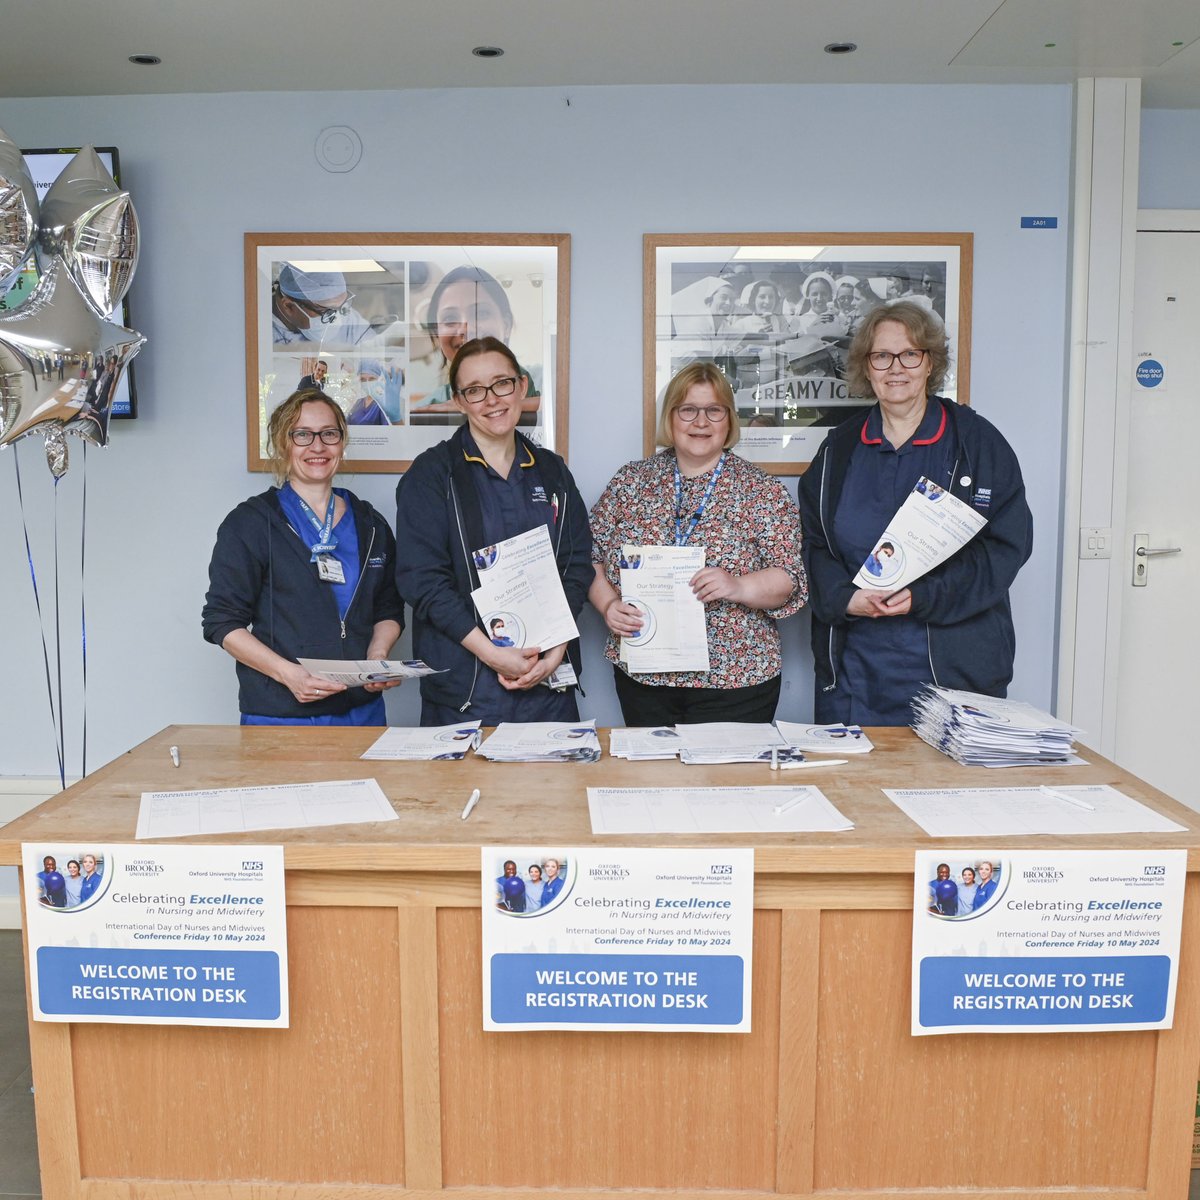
[0,931,38,1199]
[2,918,1200,1199]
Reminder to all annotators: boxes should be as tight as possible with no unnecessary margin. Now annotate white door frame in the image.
[1055,78,1142,755]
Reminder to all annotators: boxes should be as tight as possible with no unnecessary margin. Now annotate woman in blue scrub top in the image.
[798,302,1032,726]
[203,390,405,725]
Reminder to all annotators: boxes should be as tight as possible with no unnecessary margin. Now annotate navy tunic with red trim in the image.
[832,401,954,725]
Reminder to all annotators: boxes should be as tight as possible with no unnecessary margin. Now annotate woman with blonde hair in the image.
[203,389,404,724]
[589,361,806,725]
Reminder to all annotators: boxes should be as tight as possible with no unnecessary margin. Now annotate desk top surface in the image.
[2,725,1196,872]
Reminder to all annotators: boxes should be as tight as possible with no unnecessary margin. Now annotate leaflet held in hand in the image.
[855,477,986,591]
[619,544,709,673]
[470,526,580,651]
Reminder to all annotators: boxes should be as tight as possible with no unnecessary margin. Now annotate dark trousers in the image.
[612,666,781,726]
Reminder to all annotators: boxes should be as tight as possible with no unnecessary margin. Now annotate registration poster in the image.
[912,848,1185,1035]
[482,846,753,1032]
[23,842,288,1027]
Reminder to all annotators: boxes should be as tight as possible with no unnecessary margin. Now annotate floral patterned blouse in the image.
[590,450,807,689]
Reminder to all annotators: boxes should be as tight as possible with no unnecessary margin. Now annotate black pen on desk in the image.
[1039,784,1095,811]
[461,788,481,820]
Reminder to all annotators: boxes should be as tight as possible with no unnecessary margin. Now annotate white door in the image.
[1113,214,1200,807]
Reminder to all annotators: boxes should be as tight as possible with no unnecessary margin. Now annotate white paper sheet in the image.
[610,727,684,760]
[587,785,854,834]
[855,476,987,591]
[470,525,580,651]
[883,784,1189,838]
[136,778,398,839]
[619,544,709,673]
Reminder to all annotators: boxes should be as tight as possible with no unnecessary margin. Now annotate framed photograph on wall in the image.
[245,233,570,472]
[644,233,973,474]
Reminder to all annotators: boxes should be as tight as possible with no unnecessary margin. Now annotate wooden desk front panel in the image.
[39,870,1190,1197]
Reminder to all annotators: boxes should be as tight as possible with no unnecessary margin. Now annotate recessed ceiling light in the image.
[472,46,504,59]
[128,53,162,66]
[824,42,857,55]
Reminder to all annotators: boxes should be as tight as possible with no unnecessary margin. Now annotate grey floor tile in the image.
[0,932,32,1092]
[0,1066,39,1198]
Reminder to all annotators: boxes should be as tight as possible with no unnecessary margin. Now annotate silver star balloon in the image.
[0,257,145,468]
[0,126,39,293]
[38,145,139,318]
[0,141,145,475]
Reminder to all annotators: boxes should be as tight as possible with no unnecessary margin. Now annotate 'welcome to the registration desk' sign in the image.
[23,842,289,1028]
[482,846,753,1033]
[912,849,1186,1035]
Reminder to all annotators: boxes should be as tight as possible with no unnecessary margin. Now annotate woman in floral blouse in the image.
[589,361,807,726]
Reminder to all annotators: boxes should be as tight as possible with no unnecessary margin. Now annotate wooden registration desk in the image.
[3,724,1199,1200]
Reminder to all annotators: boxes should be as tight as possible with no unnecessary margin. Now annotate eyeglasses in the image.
[868,348,927,370]
[675,404,729,422]
[289,428,344,446]
[294,293,355,324]
[456,376,518,404]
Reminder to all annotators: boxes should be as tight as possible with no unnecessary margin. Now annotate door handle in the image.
[1132,534,1182,587]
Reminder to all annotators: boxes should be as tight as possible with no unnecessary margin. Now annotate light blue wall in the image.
[0,83,1072,777]
[1140,108,1200,208]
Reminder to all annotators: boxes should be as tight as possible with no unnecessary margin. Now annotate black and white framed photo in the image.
[644,233,972,474]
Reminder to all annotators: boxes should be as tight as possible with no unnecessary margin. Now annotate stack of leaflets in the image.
[672,723,792,765]
[476,720,601,763]
[360,722,481,761]
[775,721,875,755]
[911,686,1083,767]
[610,727,684,760]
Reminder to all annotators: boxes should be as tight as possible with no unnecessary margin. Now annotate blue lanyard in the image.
[673,452,725,546]
[285,484,337,561]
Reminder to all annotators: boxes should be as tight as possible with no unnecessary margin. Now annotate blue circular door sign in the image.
[1136,359,1165,388]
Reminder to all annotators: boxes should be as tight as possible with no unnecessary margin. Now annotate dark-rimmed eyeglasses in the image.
[675,404,729,422]
[289,428,344,446]
[456,376,518,404]
[868,348,927,370]
[294,294,356,324]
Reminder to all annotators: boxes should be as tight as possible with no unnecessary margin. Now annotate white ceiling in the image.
[3,0,1200,107]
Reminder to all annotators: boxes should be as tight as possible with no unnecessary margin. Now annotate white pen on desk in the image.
[774,793,808,815]
[777,758,848,771]
[1039,784,1095,811]
[169,745,180,768]
[770,747,778,770]
[461,788,481,820]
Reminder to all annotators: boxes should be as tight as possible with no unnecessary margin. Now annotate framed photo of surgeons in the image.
[245,233,570,472]
[644,233,972,474]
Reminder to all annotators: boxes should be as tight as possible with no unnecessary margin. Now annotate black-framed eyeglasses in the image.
[294,293,356,324]
[675,404,729,422]
[868,348,927,370]
[289,428,344,446]
[456,376,519,404]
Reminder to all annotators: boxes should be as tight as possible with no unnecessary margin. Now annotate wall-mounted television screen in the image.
[3,145,138,419]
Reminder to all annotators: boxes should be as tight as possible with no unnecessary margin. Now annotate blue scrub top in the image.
[832,401,954,726]
[276,484,361,620]
[462,430,556,547]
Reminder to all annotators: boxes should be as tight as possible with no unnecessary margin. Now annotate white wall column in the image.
[1056,77,1141,752]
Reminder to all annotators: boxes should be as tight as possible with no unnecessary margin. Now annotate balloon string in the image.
[13,445,66,789]
[81,443,88,779]
[53,475,66,789]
